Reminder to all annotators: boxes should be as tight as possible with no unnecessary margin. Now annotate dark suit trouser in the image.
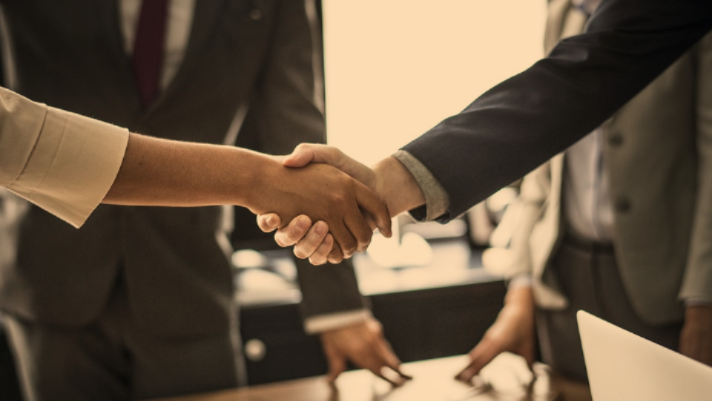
[3,273,243,401]
[537,235,683,383]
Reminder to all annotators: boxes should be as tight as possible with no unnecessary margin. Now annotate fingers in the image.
[324,346,348,384]
[308,233,334,265]
[274,215,312,247]
[374,372,399,387]
[327,242,345,265]
[343,202,374,254]
[456,341,501,383]
[362,351,408,387]
[373,336,412,381]
[355,321,410,385]
[266,216,343,265]
[353,350,401,387]
[328,216,359,259]
[292,221,329,259]
[353,180,392,238]
[256,213,281,233]
[367,321,411,381]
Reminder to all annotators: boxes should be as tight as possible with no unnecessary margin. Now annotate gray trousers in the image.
[537,235,683,382]
[3,273,244,401]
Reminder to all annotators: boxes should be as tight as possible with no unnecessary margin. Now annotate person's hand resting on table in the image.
[320,317,412,385]
[455,284,536,382]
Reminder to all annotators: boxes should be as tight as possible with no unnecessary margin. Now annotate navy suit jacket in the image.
[403,0,712,220]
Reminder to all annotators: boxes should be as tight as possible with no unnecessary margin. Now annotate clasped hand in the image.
[248,149,392,260]
[254,144,425,264]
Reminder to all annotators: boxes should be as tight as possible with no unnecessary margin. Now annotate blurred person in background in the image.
[0,2,402,400]
[456,0,712,386]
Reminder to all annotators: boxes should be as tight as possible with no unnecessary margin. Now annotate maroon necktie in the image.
[132,0,170,107]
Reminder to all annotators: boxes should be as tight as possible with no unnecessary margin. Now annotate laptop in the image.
[577,310,712,401]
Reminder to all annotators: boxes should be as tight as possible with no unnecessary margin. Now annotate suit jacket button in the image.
[245,339,266,362]
[615,197,631,212]
[608,133,623,146]
[250,9,263,20]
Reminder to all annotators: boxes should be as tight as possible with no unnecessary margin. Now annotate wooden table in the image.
[147,354,592,401]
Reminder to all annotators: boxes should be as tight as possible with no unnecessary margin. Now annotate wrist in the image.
[239,151,282,213]
[372,156,425,217]
[504,285,534,313]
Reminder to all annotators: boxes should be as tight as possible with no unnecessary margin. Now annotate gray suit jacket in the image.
[0,0,366,338]
[488,0,712,325]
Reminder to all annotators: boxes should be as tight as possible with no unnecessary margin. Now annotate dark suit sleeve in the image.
[244,0,369,319]
[402,0,712,222]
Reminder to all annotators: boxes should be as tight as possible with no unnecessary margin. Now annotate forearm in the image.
[104,133,270,208]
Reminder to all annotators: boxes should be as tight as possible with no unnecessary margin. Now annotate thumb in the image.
[256,213,281,232]
[283,146,316,168]
[284,144,344,168]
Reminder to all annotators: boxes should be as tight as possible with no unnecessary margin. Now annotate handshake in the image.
[249,144,425,266]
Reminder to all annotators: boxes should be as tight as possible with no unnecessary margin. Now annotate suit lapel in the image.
[146,0,227,114]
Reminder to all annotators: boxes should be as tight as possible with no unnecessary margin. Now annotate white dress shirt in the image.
[563,125,615,243]
[120,0,196,91]
[561,0,615,244]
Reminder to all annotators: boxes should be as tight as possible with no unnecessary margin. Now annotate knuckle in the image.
[357,234,371,249]
[293,247,308,259]
[256,218,267,230]
[370,321,383,335]
[307,229,323,243]
[286,228,304,243]
[323,234,334,247]
[331,192,348,205]
[341,241,357,255]
[309,256,325,266]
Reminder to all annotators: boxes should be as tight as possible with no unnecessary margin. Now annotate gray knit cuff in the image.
[392,150,450,221]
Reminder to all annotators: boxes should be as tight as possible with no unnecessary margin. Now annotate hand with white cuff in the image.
[256,144,426,264]
[106,136,392,257]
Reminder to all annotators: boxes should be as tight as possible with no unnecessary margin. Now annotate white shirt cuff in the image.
[7,107,129,228]
[684,298,712,307]
[303,309,372,334]
[508,274,533,290]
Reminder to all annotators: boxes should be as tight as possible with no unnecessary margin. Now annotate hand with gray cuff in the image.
[256,143,427,263]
